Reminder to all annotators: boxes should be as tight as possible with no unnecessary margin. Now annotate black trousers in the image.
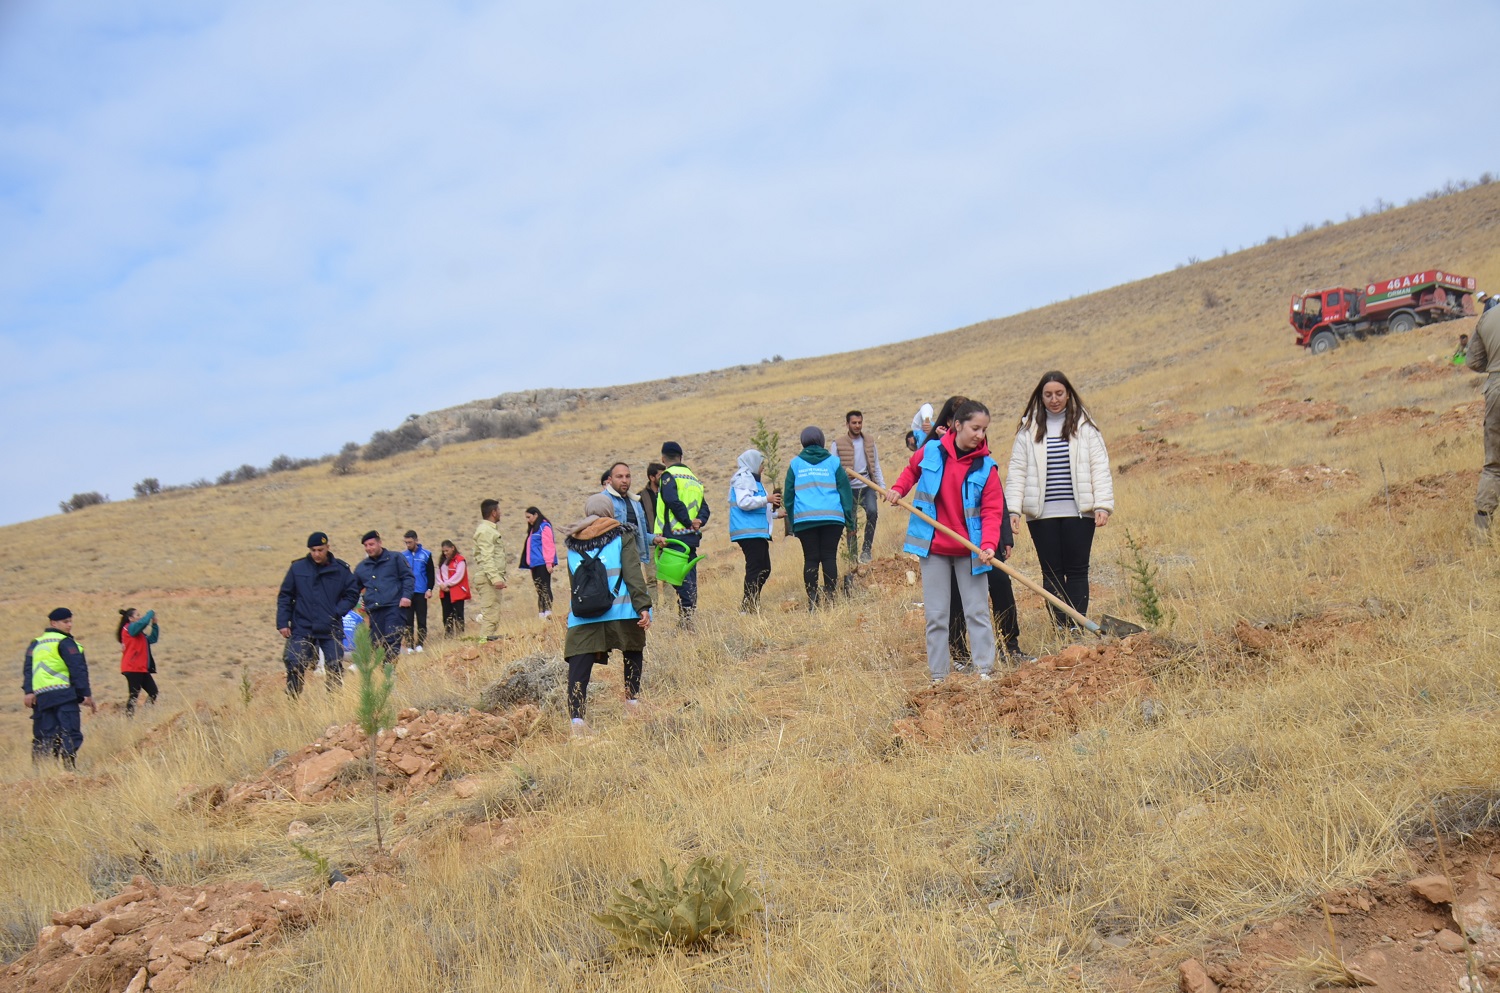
[530,566,554,613]
[123,672,159,715]
[366,606,404,661]
[32,700,82,767]
[566,650,643,720]
[1027,515,1097,626]
[736,538,771,611]
[402,595,429,648]
[796,524,843,608]
[284,631,344,695]
[440,595,466,635]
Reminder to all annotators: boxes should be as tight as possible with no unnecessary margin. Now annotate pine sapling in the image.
[1121,528,1166,628]
[350,625,397,851]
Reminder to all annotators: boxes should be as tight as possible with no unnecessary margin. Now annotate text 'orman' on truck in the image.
[1289,269,1480,354]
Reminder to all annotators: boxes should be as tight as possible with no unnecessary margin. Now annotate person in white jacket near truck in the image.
[1005,371,1114,630]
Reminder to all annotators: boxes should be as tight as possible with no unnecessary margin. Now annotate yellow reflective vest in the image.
[28,631,71,692]
[654,465,704,535]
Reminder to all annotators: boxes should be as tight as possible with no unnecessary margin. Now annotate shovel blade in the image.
[1100,614,1147,638]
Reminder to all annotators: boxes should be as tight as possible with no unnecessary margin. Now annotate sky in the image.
[2,1,1498,526]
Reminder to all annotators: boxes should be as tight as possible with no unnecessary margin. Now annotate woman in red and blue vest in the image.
[116,607,160,717]
[436,540,472,635]
[562,492,653,734]
[520,507,558,619]
[887,399,1006,684]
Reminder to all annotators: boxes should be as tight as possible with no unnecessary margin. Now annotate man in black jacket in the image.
[353,530,414,660]
[276,532,360,695]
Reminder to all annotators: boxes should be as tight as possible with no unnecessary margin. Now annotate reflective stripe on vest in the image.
[789,455,844,526]
[29,632,71,692]
[654,466,705,535]
[901,443,996,574]
[566,535,638,627]
[727,477,772,541]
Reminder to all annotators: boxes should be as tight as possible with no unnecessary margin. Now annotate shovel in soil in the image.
[846,469,1146,640]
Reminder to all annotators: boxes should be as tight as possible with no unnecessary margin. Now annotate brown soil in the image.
[1182,461,1361,493]
[4,876,309,993]
[221,705,542,806]
[893,635,1164,743]
[1426,399,1485,433]
[1132,833,1500,993]
[1365,469,1478,521]
[1327,406,1435,435]
[1253,397,1350,423]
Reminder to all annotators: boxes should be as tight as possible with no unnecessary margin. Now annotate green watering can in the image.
[654,538,705,587]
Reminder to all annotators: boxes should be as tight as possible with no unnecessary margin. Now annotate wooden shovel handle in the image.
[845,468,1101,635]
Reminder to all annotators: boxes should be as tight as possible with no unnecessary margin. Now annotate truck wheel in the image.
[1310,331,1337,355]
[1389,312,1417,334]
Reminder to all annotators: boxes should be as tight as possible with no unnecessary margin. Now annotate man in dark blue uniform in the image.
[277,532,360,694]
[353,530,414,659]
[22,607,95,768]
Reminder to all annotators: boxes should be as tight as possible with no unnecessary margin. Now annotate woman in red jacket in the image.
[116,607,160,717]
[436,540,472,636]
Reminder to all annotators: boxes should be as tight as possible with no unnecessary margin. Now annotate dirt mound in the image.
[893,635,1162,743]
[1115,437,1216,477]
[1426,399,1484,433]
[1253,397,1349,423]
[5,876,308,993]
[1367,469,1478,520]
[477,653,566,711]
[1151,833,1500,993]
[222,705,540,806]
[848,556,919,591]
[1327,406,1434,435]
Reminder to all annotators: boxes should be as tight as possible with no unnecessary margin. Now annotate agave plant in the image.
[592,856,763,952]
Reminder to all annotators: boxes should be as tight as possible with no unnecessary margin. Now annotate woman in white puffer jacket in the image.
[1005,371,1114,629]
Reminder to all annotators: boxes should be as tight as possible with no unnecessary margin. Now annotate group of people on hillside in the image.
[21,370,1114,760]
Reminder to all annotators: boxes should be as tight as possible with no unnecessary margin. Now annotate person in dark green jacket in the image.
[784,426,856,609]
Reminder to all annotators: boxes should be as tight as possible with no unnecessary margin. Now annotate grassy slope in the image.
[4,184,1500,990]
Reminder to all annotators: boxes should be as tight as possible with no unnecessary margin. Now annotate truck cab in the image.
[1289,288,1358,352]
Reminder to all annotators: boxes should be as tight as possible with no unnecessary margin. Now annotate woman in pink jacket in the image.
[520,507,558,619]
[436,540,472,635]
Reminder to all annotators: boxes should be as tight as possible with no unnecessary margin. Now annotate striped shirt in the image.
[1040,410,1080,518]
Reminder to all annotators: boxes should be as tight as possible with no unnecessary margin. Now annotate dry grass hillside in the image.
[4,182,1500,992]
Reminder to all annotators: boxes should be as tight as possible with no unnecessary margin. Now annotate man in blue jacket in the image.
[277,532,360,695]
[400,530,436,654]
[22,607,95,768]
[354,530,414,660]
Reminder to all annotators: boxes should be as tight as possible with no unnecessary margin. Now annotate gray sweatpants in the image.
[1479,385,1500,515]
[920,554,996,678]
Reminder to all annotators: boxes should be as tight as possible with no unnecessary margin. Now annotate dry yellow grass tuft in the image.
[3,183,1500,991]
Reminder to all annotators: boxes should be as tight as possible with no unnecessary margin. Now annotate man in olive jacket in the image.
[1467,302,1500,529]
[471,499,509,640]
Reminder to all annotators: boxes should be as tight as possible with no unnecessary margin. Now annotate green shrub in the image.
[592,856,762,952]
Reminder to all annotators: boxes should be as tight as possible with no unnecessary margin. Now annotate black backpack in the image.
[570,547,625,618]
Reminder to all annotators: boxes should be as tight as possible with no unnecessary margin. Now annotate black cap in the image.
[307,531,329,548]
[661,441,683,458]
[361,530,381,543]
[48,607,72,622]
[403,530,418,539]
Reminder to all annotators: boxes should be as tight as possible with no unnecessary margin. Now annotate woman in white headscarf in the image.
[727,449,782,612]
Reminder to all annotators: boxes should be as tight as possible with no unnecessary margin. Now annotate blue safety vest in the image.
[566,535,639,627]
[789,455,844,527]
[901,442,996,575]
[727,477,773,542]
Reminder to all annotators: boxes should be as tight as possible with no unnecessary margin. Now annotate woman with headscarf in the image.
[728,449,783,612]
[783,426,856,609]
[562,492,653,734]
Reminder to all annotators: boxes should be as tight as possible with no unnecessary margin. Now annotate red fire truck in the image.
[1288,269,1480,354]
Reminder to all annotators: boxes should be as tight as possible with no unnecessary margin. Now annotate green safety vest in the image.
[29,631,71,693]
[654,465,704,535]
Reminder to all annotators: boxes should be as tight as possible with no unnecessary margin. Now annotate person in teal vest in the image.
[887,400,1007,683]
[784,427,856,609]
[728,449,783,612]
[563,492,653,734]
[22,607,95,768]
[652,441,709,626]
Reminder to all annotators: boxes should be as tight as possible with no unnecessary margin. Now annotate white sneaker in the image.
[538,612,547,620]
[402,648,413,655]
[979,672,993,682]
[543,610,552,619]
[570,717,588,737]
[415,645,423,653]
